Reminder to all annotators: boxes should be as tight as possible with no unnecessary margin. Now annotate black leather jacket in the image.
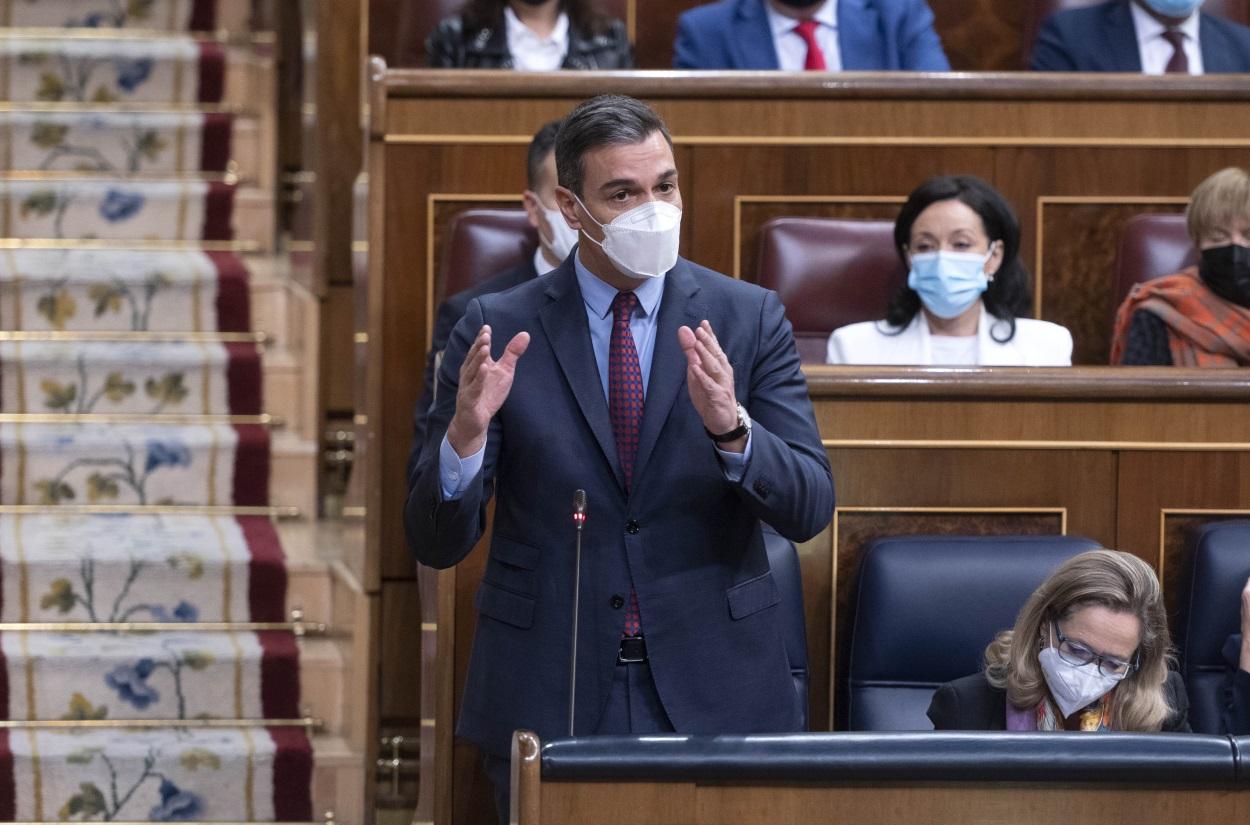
[425,12,634,69]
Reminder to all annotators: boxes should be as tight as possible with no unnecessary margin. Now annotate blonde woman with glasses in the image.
[928,549,1190,732]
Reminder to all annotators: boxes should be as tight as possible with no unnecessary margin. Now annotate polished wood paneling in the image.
[1036,201,1186,364]
[380,579,423,720]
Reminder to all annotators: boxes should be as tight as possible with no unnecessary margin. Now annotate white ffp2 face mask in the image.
[1038,647,1120,719]
[573,195,681,280]
[540,205,579,264]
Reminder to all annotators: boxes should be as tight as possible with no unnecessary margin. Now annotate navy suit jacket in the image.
[673,0,950,70]
[1031,1,1250,72]
[406,256,835,758]
[407,256,540,482]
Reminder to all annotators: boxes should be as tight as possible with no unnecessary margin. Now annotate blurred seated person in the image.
[827,175,1072,365]
[1220,575,1250,735]
[407,120,576,476]
[1111,167,1250,366]
[929,549,1190,732]
[673,0,949,70]
[426,0,633,69]
[1031,0,1250,73]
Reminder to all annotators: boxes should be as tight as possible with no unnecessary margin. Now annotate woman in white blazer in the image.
[828,176,1073,366]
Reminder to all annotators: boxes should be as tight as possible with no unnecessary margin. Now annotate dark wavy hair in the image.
[462,0,612,36]
[884,175,1032,343]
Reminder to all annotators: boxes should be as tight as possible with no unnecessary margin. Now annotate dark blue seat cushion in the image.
[845,534,1102,731]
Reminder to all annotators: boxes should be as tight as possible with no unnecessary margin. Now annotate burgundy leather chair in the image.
[397,0,632,67]
[1111,212,1196,323]
[1023,0,1250,68]
[755,218,905,363]
[438,208,537,304]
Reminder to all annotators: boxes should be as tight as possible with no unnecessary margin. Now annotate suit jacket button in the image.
[610,594,625,610]
[625,519,640,534]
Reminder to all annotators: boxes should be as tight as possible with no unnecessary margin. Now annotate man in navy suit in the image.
[673,0,950,70]
[1031,0,1250,73]
[406,95,834,823]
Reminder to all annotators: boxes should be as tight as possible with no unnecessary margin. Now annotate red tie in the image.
[1163,29,1189,74]
[609,292,644,637]
[794,19,827,71]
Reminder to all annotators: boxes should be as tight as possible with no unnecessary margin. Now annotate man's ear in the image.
[554,185,583,231]
[521,190,542,231]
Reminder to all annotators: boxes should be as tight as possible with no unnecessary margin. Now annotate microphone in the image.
[568,489,587,737]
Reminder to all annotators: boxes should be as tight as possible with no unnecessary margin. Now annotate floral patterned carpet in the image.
[0,2,314,821]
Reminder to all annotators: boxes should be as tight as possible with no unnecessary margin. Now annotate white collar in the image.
[764,0,838,39]
[1129,2,1201,46]
[503,5,570,45]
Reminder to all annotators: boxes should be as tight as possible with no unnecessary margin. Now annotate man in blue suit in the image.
[1031,0,1250,73]
[406,95,834,823]
[673,0,950,70]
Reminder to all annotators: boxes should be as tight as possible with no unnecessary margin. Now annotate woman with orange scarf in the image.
[1111,167,1250,366]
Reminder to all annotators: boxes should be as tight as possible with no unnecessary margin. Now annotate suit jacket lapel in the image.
[733,0,781,69]
[539,262,626,491]
[632,261,704,488]
[1105,1,1144,71]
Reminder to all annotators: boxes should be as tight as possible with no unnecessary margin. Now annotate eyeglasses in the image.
[1052,622,1139,680]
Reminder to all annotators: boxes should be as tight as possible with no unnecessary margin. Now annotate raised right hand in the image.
[446,325,530,458]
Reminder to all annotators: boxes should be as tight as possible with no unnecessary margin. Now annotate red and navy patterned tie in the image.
[609,291,643,637]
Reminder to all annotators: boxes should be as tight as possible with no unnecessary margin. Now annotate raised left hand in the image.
[678,320,745,452]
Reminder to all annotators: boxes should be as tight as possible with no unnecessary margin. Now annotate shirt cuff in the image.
[715,431,752,483]
[439,434,484,500]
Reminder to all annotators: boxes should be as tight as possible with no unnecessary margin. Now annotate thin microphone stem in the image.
[569,490,587,737]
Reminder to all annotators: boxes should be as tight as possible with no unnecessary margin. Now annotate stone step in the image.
[0,34,225,105]
[0,421,271,507]
[0,178,236,242]
[0,726,317,820]
[0,339,262,417]
[0,513,337,627]
[0,249,252,333]
[270,430,318,517]
[5,0,232,32]
[312,734,367,825]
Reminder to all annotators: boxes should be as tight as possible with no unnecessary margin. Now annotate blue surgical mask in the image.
[907,246,995,320]
[1140,0,1203,18]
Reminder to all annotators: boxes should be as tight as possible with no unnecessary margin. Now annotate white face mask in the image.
[1038,647,1120,718]
[573,195,681,280]
[540,204,579,264]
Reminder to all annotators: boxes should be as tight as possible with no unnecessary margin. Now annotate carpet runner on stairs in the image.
[0,422,270,506]
[1,340,262,415]
[0,513,289,623]
[0,727,313,821]
[1,178,236,241]
[1,110,233,174]
[1,629,300,719]
[5,0,219,32]
[1,34,224,104]
[0,249,251,332]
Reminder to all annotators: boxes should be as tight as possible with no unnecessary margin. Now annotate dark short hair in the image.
[884,175,1031,343]
[555,95,673,196]
[526,120,563,191]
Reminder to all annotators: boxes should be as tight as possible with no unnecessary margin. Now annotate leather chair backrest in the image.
[755,217,905,364]
[845,534,1102,731]
[1023,0,1250,68]
[1177,521,1250,734]
[439,208,537,304]
[763,525,809,730]
[398,0,632,66]
[1112,213,1196,324]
